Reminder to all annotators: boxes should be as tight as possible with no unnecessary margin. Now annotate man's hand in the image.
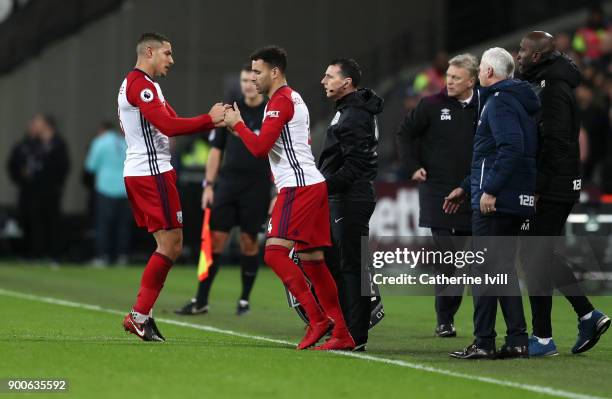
[479,192,497,215]
[412,168,427,182]
[224,102,243,128]
[443,187,465,214]
[208,103,227,125]
[201,186,214,210]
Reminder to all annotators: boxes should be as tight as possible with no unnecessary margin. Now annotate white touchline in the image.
[0,288,606,399]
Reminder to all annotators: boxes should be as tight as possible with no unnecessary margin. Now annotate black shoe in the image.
[353,342,367,352]
[148,318,166,342]
[236,300,250,316]
[450,343,496,359]
[497,344,529,359]
[174,299,209,315]
[436,323,457,337]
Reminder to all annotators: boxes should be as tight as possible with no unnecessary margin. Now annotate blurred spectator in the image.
[7,114,70,262]
[84,122,130,266]
[555,32,573,53]
[572,5,611,63]
[404,51,448,111]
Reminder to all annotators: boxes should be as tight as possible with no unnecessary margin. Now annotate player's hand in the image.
[479,192,497,215]
[443,187,466,214]
[224,102,243,128]
[202,186,214,210]
[208,102,226,124]
[412,168,427,182]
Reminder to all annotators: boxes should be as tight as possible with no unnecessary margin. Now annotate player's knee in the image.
[239,233,259,256]
[160,232,182,260]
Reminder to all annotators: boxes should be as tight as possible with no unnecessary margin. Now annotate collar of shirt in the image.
[460,92,474,107]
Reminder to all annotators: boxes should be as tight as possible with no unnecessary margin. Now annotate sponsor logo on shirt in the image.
[176,211,183,224]
[330,111,341,126]
[440,108,451,121]
[265,110,280,118]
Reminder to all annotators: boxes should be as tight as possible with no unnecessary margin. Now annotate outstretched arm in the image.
[226,96,294,158]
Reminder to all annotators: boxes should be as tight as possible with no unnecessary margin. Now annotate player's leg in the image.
[195,231,228,305]
[290,182,354,350]
[176,178,236,315]
[264,237,330,349]
[234,180,270,315]
[297,248,354,350]
[123,170,183,341]
[236,232,259,315]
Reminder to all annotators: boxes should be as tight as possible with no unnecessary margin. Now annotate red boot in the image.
[313,328,355,351]
[297,318,333,350]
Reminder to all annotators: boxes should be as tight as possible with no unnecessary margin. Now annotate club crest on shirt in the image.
[140,89,154,103]
[440,108,451,121]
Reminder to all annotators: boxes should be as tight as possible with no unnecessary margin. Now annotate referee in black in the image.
[175,63,271,316]
[319,58,383,351]
[396,53,479,337]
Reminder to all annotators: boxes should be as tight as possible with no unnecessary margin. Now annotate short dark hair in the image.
[250,45,288,73]
[137,32,170,46]
[330,58,362,87]
[241,62,253,73]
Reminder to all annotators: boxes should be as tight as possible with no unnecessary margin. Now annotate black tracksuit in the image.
[396,89,478,231]
[396,88,479,325]
[519,52,594,338]
[318,88,383,346]
[7,134,70,259]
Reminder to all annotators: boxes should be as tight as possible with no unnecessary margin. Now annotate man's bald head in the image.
[517,31,555,74]
[524,31,555,54]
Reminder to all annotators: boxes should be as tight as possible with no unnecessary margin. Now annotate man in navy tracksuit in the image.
[444,48,540,359]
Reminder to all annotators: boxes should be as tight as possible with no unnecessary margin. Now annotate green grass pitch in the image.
[0,262,610,399]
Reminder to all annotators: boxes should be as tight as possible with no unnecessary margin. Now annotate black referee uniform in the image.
[178,96,271,313]
[209,97,271,235]
[318,88,383,349]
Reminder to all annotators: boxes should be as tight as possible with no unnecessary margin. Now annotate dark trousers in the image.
[522,199,594,338]
[472,211,527,349]
[20,192,62,259]
[94,193,132,260]
[430,227,470,325]
[324,200,376,345]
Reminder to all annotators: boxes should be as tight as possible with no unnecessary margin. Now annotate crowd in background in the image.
[403,5,612,196]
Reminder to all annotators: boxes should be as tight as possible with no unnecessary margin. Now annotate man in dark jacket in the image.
[7,114,70,261]
[445,47,539,359]
[517,31,610,356]
[397,53,480,337]
[318,58,383,351]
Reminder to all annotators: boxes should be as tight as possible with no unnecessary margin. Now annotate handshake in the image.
[208,102,243,129]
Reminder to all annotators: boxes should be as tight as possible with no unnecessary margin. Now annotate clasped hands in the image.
[208,102,243,131]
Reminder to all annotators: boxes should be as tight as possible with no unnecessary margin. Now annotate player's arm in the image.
[226,96,294,158]
[128,77,220,136]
